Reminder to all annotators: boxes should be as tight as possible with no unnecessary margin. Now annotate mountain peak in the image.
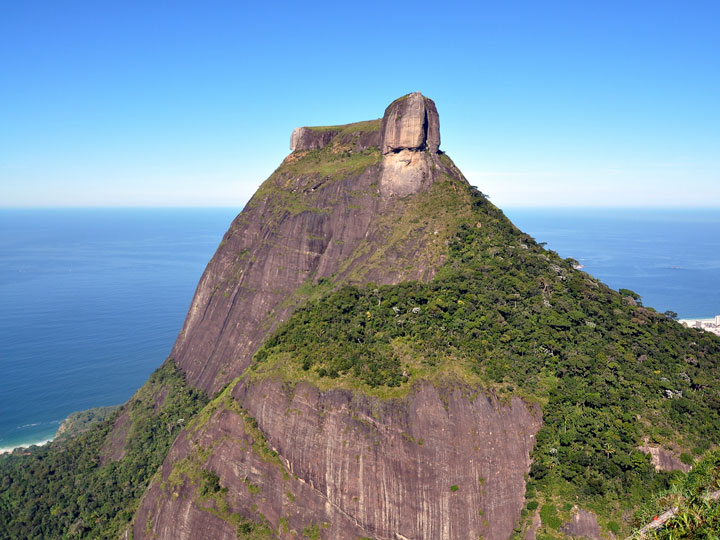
[288,92,440,156]
[381,91,440,154]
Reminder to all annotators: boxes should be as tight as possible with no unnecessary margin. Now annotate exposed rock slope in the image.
[171,94,451,395]
[130,93,545,539]
[136,381,539,540]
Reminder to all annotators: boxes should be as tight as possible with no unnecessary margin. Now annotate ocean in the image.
[0,208,238,451]
[505,208,720,319]
[0,207,718,451]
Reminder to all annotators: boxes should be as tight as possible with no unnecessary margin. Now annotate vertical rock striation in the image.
[135,380,541,540]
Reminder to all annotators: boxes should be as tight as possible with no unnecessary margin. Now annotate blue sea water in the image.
[0,207,718,451]
[504,208,720,319]
[0,208,238,451]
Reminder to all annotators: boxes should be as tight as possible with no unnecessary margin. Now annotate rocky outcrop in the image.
[379,149,434,198]
[290,127,339,151]
[562,507,604,540]
[290,121,382,152]
[381,92,440,154]
[134,380,541,540]
[638,443,691,472]
[379,93,443,198]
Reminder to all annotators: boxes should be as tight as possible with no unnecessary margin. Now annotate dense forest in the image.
[0,361,207,539]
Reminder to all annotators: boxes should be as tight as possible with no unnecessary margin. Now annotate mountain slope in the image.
[1,92,719,540]
[131,93,549,540]
[129,94,720,540]
[170,95,461,395]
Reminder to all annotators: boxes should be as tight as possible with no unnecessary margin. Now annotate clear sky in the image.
[1,1,718,208]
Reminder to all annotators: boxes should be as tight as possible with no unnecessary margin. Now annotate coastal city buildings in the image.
[679,315,720,336]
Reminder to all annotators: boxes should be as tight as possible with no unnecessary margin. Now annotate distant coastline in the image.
[679,315,720,337]
[0,405,120,455]
[0,208,237,457]
[0,438,52,456]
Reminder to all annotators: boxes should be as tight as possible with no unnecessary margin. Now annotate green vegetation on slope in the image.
[0,359,208,539]
[54,405,120,443]
[252,183,720,533]
[633,450,720,538]
[245,120,382,224]
[158,380,287,539]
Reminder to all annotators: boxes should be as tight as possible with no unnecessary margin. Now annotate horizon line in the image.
[2,204,720,211]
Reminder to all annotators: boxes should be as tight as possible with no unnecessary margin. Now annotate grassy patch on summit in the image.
[306,119,380,134]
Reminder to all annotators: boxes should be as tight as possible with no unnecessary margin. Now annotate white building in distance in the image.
[679,316,720,337]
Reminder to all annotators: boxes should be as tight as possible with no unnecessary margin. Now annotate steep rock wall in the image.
[134,380,541,540]
[381,92,440,154]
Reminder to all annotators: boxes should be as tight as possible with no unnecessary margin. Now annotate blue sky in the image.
[1,1,718,208]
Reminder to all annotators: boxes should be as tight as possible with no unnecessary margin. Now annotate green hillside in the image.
[251,177,720,537]
[0,360,207,539]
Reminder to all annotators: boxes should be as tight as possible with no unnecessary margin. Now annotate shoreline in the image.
[0,438,53,455]
[1,405,121,456]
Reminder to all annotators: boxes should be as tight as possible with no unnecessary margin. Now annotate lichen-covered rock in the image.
[381,92,440,154]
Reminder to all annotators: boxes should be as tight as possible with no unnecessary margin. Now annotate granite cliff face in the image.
[380,92,441,198]
[126,93,544,539]
[170,94,449,395]
[380,92,440,154]
[135,381,540,540]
